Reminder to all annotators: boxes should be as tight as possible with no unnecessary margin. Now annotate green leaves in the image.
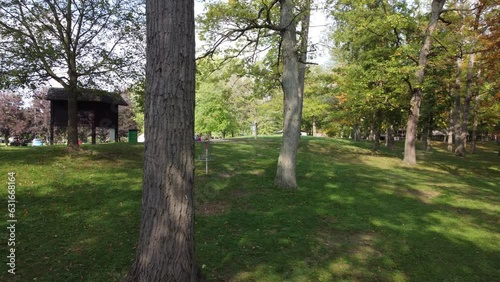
[0,0,146,89]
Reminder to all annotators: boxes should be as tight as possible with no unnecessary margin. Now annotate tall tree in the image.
[274,0,301,189]
[403,0,446,165]
[127,0,200,280]
[195,80,239,138]
[329,0,418,149]
[198,0,312,189]
[0,0,145,149]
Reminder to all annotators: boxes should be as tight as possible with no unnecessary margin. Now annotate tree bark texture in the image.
[297,0,311,133]
[403,0,446,165]
[128,0,198,281]
[386,125,395,150]
[67,86,79,150]
[275,0,301,189]
[453,54,465,156]
[352,123,361,141]
[447,111,453,152]
[373,110,382,151]
[471,94,480,154]
[66,0,79,150]
[457,42,477,156]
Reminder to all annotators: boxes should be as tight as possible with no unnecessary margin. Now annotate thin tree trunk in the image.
[312,115,317,136]
[422,127,429,151]
[458,3,481,156]
[447,110,453,152]
[471,94,480,154]
[471,107,478,154]
[369,126,374,142]
[373,110,382,151]
[351,123,361,141]
[275,0,301,189]
[422,115,433,151]
[403,0,446,165]
[453,53,465,156]
[386,125,395,150]
[127,0,199,280]
[469,0,484,154]
[297,0,310,135]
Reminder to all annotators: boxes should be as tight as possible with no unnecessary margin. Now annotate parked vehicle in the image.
[32,138,44,146]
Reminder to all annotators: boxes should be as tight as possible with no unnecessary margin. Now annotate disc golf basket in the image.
[197,141,214,174]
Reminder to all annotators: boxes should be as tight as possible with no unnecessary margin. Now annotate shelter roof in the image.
[45,87,128,106]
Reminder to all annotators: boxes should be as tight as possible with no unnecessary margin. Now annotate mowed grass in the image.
[0,137,499,281]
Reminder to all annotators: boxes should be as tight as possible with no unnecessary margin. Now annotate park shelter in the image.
[46,87,128,144]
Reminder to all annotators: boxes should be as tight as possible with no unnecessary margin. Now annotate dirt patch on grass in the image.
[396,187,441,204]
[196,200,230,216]
[196,189,254,216]
[314,229,381,260]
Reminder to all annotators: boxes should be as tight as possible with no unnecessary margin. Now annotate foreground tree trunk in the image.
[403,0,446,165]
[275,0,301,189]
[127,0,199,280]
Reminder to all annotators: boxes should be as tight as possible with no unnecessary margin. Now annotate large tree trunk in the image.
[66,0,79,150]
[403,0,446,165]
[275,0,301,189]
[67,84,79,150]
[127,0,199,280]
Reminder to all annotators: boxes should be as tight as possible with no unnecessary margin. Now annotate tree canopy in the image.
[0,0,145,148]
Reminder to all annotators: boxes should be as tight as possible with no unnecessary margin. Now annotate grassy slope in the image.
[0,137,499,281]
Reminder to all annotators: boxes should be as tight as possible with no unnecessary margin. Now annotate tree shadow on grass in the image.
[1,138,498,281]
[194,138,500,281]
[0,176,142,282]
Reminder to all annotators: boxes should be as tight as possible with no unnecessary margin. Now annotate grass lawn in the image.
[0,137,499,281]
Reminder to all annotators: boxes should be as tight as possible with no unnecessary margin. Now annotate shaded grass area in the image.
[1,138,499,281]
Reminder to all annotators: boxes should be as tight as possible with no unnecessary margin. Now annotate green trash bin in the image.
[128,129,138,144]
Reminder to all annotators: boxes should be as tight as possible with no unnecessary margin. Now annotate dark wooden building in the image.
[46,87,128,144]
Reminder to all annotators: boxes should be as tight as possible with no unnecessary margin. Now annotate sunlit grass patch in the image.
[0,138,499,281]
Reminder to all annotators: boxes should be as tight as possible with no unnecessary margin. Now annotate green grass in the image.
[0,137,499,281]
